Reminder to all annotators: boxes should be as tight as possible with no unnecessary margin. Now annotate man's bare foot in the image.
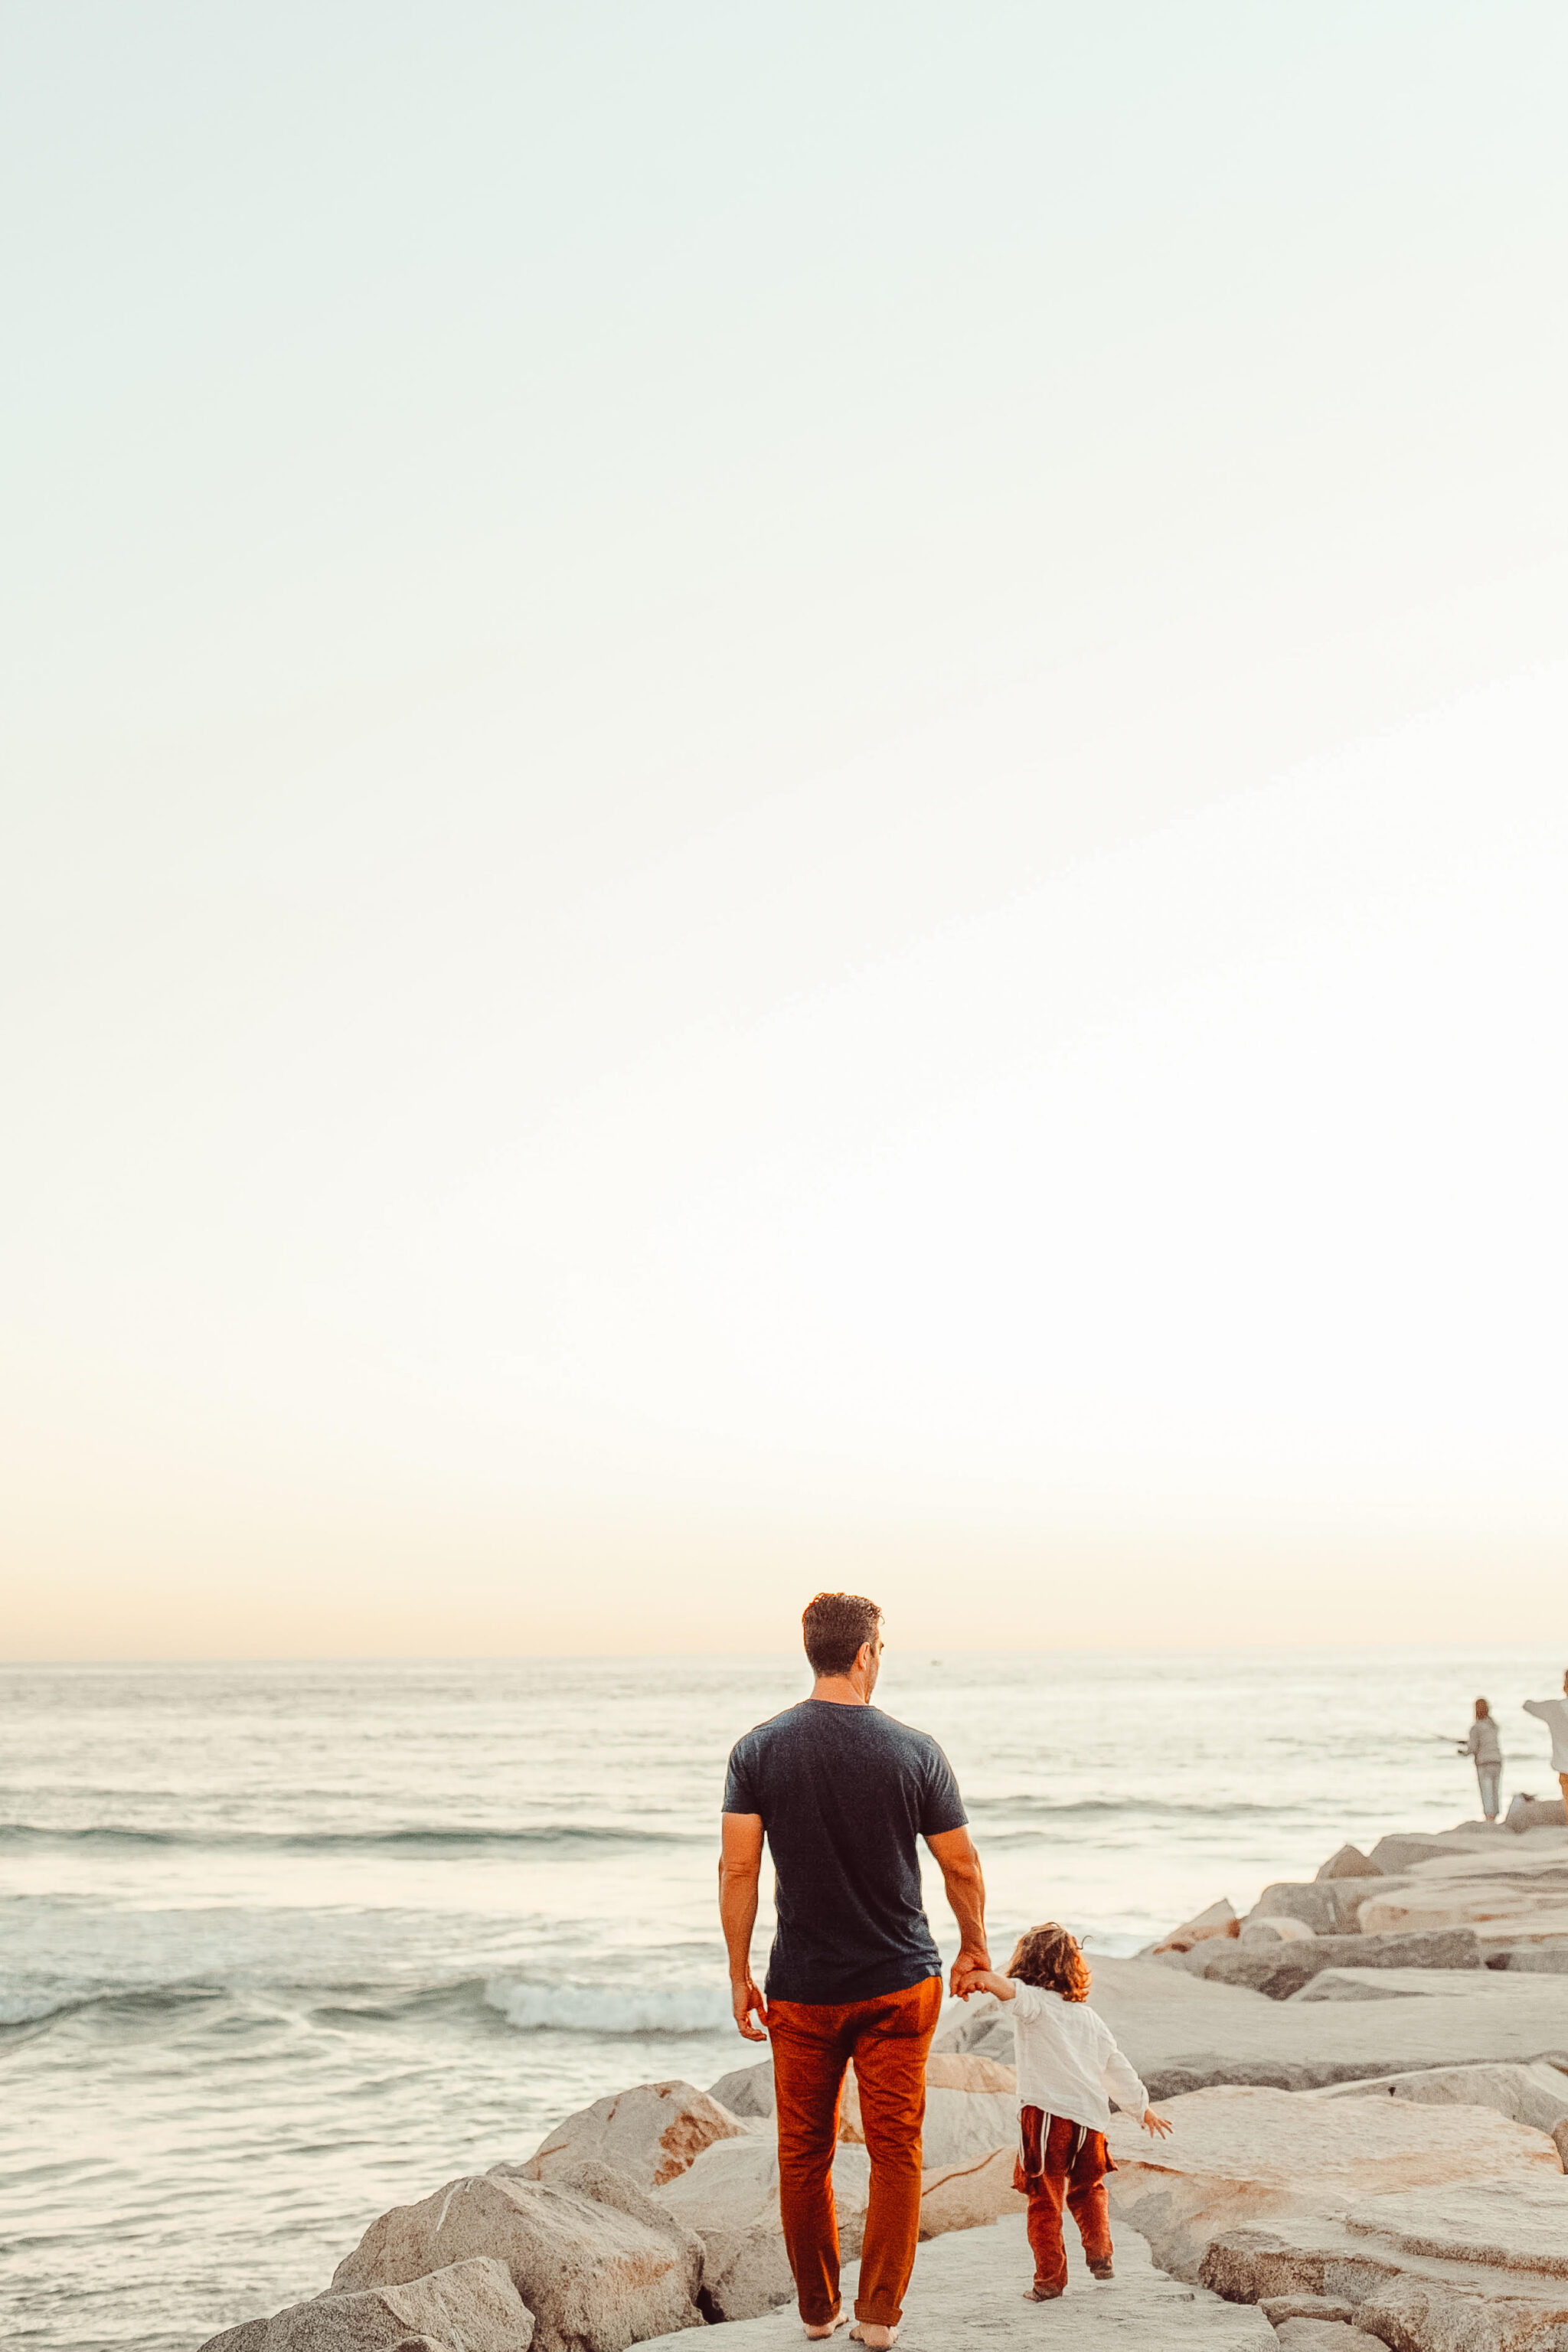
[803,2318,848,2341]
[849,2328,899,2347]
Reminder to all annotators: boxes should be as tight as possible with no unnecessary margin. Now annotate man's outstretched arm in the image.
[719,1811,769,2041]
[926,1824,990,1997]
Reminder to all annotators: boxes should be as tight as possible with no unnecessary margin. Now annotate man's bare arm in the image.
[925,1824,990,1998]
[719,1811,769,2041]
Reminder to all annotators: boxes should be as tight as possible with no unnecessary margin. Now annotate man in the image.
[719,1592,989,2349]
[1524,1671,1568,1815]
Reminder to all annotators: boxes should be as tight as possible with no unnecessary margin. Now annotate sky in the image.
[4,2,1568,1658]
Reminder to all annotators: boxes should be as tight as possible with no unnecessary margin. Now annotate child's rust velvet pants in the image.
[1014,2107,1115,2294]
[767,1973,942,2328]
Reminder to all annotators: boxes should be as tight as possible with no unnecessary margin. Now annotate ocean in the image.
[4,1645,1565,2349]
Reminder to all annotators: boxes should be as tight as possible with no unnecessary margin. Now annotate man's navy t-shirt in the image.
[722,1699,968,2004]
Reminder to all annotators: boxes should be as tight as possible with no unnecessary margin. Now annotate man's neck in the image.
[811,1674,871,1707]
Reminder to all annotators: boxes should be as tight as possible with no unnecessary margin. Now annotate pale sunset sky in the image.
[5,3,1567,1657]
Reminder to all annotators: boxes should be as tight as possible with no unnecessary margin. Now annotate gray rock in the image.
[1104,2081,1558,2282]
[1316,1846,1383,1881]
[653,2133,871,2321]
[1271,2324,1367,2350]
[1367,1833,1476,1873]
[1155,1896,1241,1952]
[1199,2203,1568,2352]
[1073,1955,1568,2102]
[1346,2173,1568,2273]
[1508,1798,1568,1833]
[930,1994,1014,2065]
[636,2211,1276,2348]
[1248,1883,1344,1937]
[199,2259,534,2352]
[1291,1966,1521,2004]
[1259,2293,1361,2322]
[521,2079,746,2189]
[1315,2061,1568,2138]
[330,2171,704,2352]
[1249,1880,1377,1936]
[508,2155,708,2275]
[1195,1929,1482,2003]
[1499,1945,1568,1972]
[1197,2223,1401,2308]
[705,2060,774,2118]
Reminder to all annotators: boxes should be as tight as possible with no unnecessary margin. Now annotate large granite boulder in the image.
[929,1992,1014,2064]
[706,2060,773,2118]
[1155,1897,1240,1952]
[1316,1844,1383,1880]
[1361,1877,1568,1942]
[1200,2180,1568,2351]
[199,2259,534,2352]
[521,2080,747,2188]
[1367,1832,1481,1873]
[1247,1881,1367,1936]
[1508,1797,1568,1831]
[1239,1917,1318,1945]
[1258,2293,1361,2324]
[1193,1928,1482,2001]
[925,2051,1015,2092]
[330,2168,705,2352]
[1104,2082,1561,2278]
[1080,1952,1568,2099]
[1316,2060,1568,2139]
[652,2134,870,2320]
[1292,1962,1557,2002]
[1348,2172,1568,2269]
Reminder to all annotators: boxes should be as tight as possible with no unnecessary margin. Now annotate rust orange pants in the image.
[1014,2109,1114,2295]
[767,1973,942,2328]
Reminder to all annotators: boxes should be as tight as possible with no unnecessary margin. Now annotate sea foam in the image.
[484,1977,732,2034]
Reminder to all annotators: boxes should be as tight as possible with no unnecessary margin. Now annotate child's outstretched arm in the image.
[1104,2037,1171,2137]
[956,1966,1016,2002]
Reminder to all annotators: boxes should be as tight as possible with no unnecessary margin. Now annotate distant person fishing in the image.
[1457,1698,1502,1822]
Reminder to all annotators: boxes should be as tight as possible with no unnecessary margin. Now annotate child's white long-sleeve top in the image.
[1008,1984,1148,2133]
[1524,1697,1568,1773]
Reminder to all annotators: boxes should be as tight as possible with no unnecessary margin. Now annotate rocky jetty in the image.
[196,1818,1568,2352]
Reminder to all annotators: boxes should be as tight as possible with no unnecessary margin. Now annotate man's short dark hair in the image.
[802,1591,882,1677]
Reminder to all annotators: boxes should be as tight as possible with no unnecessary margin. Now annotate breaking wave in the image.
[484,1978,732,2034]
[3,1972,736,2039]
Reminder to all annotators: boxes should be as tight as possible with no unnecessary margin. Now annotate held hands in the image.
[1141,2107,1173,2139]
[953,1964,1012,2003]
[731,1972,769,2042]
[949,1946,995,2001]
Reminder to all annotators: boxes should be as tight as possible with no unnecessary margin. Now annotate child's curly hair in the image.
[1006,1921,1092,2001]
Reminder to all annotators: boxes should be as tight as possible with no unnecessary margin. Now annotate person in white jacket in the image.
[1524,1671,1568,1815]
[1459,1699,1504,1821]
[958,1922,1170,2301]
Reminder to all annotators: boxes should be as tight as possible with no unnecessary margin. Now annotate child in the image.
[960,1922,1171,2301]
